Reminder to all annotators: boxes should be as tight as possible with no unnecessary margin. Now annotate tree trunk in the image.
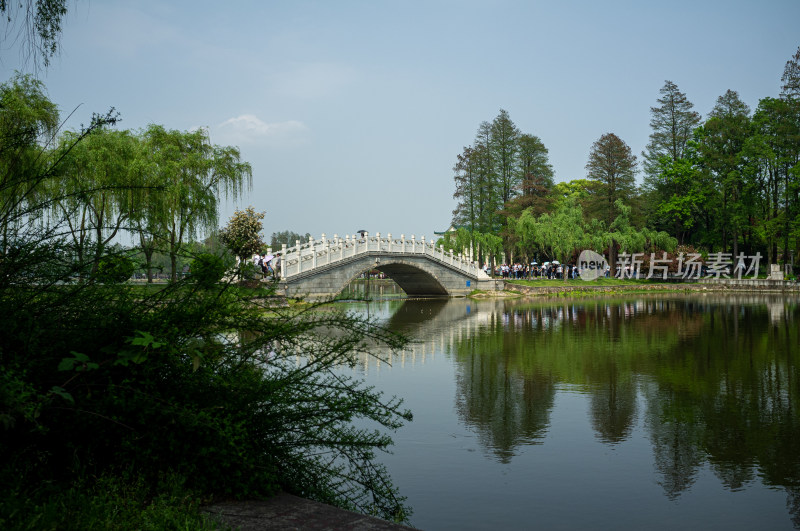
[608,240,617,278]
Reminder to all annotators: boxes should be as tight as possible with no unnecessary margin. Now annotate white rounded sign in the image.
[577,249,607,281]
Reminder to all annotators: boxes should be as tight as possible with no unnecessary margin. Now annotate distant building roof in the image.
[434,224,461,236]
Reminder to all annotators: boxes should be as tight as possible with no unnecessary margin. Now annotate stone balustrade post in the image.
[309,236,316,269]
[387,233,392,253]
[411,235,416,253]
[281,243,287,278]
[421,236,426,255]
[401,234,405,253]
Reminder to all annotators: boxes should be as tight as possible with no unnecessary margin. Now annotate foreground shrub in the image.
[95,253,136,283]
[0,262,412,521]
[0,115,413,524]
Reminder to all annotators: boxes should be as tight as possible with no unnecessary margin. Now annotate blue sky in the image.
[3,1,799,242]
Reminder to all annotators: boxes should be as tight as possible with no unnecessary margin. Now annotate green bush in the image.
[189,252,229,287]
[1,262,412,522]
[95,254,136,283]
[1,124,413,524]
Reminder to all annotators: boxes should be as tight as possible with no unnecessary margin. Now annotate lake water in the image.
[340,294,800,530]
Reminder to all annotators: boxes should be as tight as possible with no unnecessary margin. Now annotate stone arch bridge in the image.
[275,233,503,300]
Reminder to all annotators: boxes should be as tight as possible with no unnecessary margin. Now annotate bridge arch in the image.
[347,259,449,297]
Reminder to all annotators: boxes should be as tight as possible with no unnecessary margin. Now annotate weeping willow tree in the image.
[437,227,502,271]
[141,125,252,281]
[512,198,588,279]
[50,128,144,275]
[512,199,677,279]
[604,200,677,273]
[0,72,59,252]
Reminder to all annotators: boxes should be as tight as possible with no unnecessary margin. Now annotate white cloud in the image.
[215,115,308,147]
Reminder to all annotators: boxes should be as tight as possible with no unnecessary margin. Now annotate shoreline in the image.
[497,279,800,297]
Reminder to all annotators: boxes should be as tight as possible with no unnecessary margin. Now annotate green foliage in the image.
[552,179,593,207]
[781,45,800,99]
[1,80,414,525]
[451,110,555,254]
[1,242,414,523]
[642,80,701,179]
[438,227,502,266]
[0,0,68,68]
[652,154,705,236]
[511,198,676,273]
[0,470,221,530]
[218,206,266,262]
[189,252,229,287]
[54,128,144,274]
[95,253,136,283]
[512,198,588,263]
[445,51,800,270]
[0,72,60,241]
[584,132,639,226]
[141,124,253,282]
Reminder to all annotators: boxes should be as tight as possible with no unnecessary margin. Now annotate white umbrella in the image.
[551,260,560,265]
[264,254,275,262]
[543,261,550,266]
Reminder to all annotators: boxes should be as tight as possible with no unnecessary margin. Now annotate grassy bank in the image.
[496,278,701,298]
[0,472,223,530]
[507,278,654,288]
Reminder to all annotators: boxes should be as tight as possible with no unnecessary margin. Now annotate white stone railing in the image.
[276,232,489,280]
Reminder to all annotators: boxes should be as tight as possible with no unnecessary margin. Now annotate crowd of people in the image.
[253,252,281,279]
[484,262,595,280]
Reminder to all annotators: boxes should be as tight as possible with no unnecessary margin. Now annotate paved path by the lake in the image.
[204,493,419,530]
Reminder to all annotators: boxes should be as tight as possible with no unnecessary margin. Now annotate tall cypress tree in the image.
[586,132,638,226]
[490,109,521,207]
[696,90,752,255]
[781,46,800,100]
[642,81,701,185]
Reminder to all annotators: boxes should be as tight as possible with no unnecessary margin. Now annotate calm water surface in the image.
[342,294,800,530]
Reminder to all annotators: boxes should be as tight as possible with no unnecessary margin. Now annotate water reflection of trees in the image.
[446,295,800,522]
[590,368,636,444]
[451,299,691,461]
[453,326,555,463]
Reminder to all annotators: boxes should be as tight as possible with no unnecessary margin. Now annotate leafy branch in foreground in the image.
[1,233,415,523]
